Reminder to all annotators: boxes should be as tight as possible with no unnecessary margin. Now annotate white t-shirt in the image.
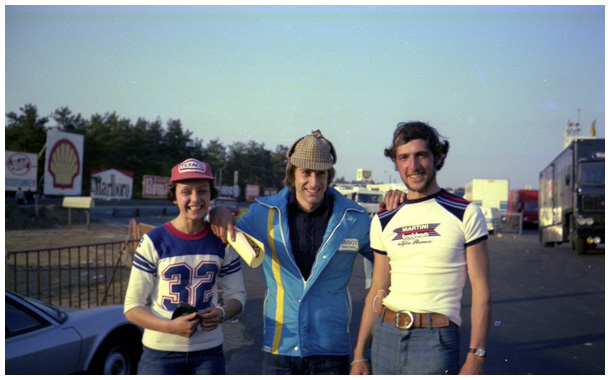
[370,189,487,326]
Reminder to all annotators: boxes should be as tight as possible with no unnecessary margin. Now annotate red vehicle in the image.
[210,196,240,218]
[508,189,539,228]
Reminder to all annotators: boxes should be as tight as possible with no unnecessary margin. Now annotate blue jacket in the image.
[237,187,373,357]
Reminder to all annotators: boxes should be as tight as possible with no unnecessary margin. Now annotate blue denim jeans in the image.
[137,345,226,375]
[371,316,460,375]
[262,352,350,375]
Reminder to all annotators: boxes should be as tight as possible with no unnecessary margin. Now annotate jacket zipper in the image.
[304,207,363,289]
[258,199,364,290]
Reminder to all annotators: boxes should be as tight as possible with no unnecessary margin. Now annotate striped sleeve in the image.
[124,234,158,314]
[218,245,246,311]
[132,251,156,274]
[369,213,387,255]
[219,256,242,277]
[464,202,489,246]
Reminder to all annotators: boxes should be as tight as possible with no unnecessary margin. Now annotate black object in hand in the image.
[171,302,198,320]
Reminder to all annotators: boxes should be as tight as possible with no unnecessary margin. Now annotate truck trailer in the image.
[508,189,539,228]
[464,178,509,210]
[539,138,604,254]
[464,179,510,234]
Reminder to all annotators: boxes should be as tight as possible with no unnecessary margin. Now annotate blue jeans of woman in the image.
[262,352,350,375]
[137,345,225,375]
[371,317,460,375]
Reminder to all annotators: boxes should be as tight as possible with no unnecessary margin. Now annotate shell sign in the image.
[44,130,84,196]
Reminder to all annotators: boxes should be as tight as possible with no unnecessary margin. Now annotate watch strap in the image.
[468,348,486,357]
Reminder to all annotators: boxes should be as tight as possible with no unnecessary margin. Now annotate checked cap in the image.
[287,130,337,171]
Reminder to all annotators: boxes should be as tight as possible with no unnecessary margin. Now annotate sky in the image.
[4,4,605,190]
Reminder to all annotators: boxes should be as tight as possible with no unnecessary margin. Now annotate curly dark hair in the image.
[384,121,450,171]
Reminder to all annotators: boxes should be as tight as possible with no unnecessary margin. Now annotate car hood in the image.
[61,304,129,326]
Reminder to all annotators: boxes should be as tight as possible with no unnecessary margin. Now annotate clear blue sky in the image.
[5,5,605,189]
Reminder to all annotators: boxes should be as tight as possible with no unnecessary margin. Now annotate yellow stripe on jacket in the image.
[268,208,284,354]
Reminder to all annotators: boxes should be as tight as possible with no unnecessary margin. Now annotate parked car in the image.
[210,196,240,218]
[5,290,142,375]
[480,206,500,235]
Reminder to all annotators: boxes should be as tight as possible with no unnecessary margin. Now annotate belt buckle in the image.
[394,310,414,330]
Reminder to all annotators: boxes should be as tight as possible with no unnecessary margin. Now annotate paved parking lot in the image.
[220,231,605,375]
[88,206,604,375]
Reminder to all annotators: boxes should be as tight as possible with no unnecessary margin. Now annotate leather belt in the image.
[382,308,454,329]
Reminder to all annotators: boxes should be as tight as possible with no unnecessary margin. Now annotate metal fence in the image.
[6,239,139,308]
[494,212,523,236]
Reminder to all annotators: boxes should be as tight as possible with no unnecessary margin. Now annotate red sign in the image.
[143,175,170,198]
[245,184,260,202]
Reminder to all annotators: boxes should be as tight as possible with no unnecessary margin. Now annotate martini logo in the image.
[48,139,80,188]
[392,223,441,246]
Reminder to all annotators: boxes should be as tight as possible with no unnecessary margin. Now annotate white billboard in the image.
[5,151,38,192]
[357,168,372,182]
[43,130,85,196]
[91,168,134,200]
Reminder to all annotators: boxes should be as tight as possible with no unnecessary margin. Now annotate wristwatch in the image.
[468,348,486,358]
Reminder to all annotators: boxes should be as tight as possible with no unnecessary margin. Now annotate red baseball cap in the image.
[170,158,215,182]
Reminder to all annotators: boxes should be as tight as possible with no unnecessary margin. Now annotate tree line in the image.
[5,104,288,200]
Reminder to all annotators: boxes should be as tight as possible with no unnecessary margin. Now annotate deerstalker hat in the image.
[287,130,337,171]
[170,158,215,182]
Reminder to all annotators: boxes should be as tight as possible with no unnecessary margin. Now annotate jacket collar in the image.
[257,186,362,215]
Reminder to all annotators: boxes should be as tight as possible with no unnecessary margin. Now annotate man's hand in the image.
[349,360,371,375]
[167,313,199,338]
[208,206,236,243]
[198,306,223,331]
[458,354,484,375]
[382,189,407,211]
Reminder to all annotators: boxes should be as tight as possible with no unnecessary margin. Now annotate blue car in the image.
[5,290,142,375]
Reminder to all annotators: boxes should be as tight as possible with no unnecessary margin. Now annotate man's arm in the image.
[459,239,491,375]
[208,205,236,243]
[382,189,407,211]
[350,251,391,375]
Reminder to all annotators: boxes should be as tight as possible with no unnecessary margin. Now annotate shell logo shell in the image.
[48,139,80,188]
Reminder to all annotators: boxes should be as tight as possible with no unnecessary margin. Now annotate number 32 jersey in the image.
[124,222,246,352]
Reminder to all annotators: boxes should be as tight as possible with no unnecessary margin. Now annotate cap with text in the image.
[170,158,215,182]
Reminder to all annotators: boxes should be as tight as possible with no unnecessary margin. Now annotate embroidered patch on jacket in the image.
[339,238,359,251]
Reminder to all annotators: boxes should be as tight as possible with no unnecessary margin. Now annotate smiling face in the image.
[294,167,329,212]
[173,179,212,224]
[395,138,441,199]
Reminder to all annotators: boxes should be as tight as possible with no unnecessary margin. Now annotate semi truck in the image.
[539,138,604,254]
[508,189,539,229]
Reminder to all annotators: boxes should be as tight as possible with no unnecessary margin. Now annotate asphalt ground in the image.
[84,206,604,375]
[219,231,605,375]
